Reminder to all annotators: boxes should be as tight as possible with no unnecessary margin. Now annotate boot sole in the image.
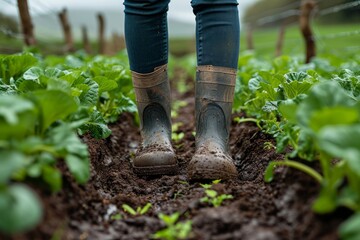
[133,164,179,176]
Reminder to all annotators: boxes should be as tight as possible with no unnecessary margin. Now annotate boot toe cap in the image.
[188,153,238,180]
[133,150,178,175]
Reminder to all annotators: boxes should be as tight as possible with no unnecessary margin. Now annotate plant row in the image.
[233,52,360,239]
[0,51,136,234]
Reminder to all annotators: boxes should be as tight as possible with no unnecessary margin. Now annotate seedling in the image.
[122,203,152,216]
[171,100,187,118]
[152,212,192,240]
[200,180,233,207]
[263,141,276,150]
[172,122,185,143]
[172,132,184,143]
[110,213,122,220]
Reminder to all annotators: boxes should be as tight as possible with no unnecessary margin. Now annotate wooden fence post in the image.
[246,24,254,50]
[275,22,287,57]
[300,0,316,63]
[97,13,105,54]
[58,8,75,52]
[112,32,126,53]
[17,0,36,46]
[82,26,92,54]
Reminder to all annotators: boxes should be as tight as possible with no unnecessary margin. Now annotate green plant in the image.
[0,52,137,234]
[172,122,185,143]
[122,203,152,216]
[111,213,122,221]
[200,180,233,208]
[152,212,192,240]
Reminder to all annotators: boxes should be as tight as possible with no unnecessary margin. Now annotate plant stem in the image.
[272,159,323,183]
[235,118,262,129]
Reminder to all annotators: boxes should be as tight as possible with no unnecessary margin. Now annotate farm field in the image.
[1,0,360,239]
[1,49,359,239]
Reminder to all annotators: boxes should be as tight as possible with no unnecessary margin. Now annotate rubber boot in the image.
[131,64,178,175]
[188,65,238,180]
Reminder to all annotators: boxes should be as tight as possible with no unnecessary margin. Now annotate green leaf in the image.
[122,204,137,215]
[0,95,36,139]
[278,101,298,122]
[47,124,89,184]
[212,179,221,184]
[159,212,179,226]
[318,125,360,176]
[284,72,309,82]
[0,184,43,234]
[65,154,89,184]
[23,67,43,81]
[205,189,217,198]
[309,107,359,132]
[312,187,337,214]
[42,165,62,192]
[0,53,38,84]
[44,68,63,78]
[78,110,111,139]
[264,161,277,182]
[65,55,84,68]
[176,220,192,239]
[0,95,34,125]
[339,213,360,240]
[0,151,26,183]
[77,78,98,107]
[30,90,78,133]
[139,203,152,215]
[297,81,356,129]
[93,76,118,94]
[282,81,312,99]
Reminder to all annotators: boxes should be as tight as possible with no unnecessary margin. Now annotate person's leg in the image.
[189,0,240,180]
[124,0,177,175]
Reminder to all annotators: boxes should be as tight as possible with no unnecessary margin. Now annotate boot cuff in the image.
[132,64,167,88]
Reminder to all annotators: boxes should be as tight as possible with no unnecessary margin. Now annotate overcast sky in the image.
[0,0,257,21]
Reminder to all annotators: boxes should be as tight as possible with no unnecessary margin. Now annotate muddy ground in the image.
[7,71,348,240]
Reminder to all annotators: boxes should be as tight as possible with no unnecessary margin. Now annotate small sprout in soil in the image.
[152,212,192,240]
[263,141,276,150]
[172,132,184,143]
[111,213,122,220]
[173,190,184,200]
[200,180,233,208]
[192,131,196,137]
[172,123,185,143]
[178,180,189,185]
[172,100,188,117]
[122,203,152,216]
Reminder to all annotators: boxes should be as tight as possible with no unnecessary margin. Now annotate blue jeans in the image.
[124,0,240,73]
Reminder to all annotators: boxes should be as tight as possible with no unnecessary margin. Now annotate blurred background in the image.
[0,0,359,56]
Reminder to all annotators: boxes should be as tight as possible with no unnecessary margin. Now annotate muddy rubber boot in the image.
[131,64,178,175]
[188,65,238,180]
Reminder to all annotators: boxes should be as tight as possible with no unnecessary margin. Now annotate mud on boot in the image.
[188,65,238,180]
[131,64,178,175]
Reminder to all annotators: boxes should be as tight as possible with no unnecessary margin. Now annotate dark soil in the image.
[6,70,348,240]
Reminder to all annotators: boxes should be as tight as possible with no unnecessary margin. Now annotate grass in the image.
[239,23,360,58]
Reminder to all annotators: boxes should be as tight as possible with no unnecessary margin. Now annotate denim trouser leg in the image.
[124,0,170,73]
[124,0,240,73]
[191,0,240,69]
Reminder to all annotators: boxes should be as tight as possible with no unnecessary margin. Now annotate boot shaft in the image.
[195,65,237,151]
[131,64,172,144]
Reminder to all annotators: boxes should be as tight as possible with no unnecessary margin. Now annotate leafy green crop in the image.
[0,52,136,234]
[234,52,360,239]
